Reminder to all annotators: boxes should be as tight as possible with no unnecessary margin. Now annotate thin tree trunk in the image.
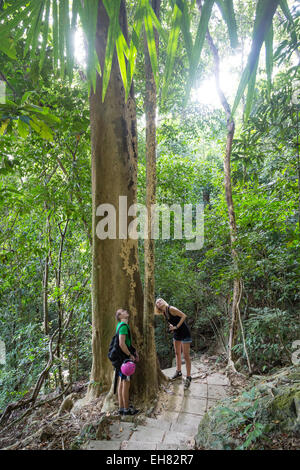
[43,253,49,336]
[295,106,300,232]
[43,205,51,336]
[205,29,246,372]
[55,220,69,390]
[55,152,92,247]
[142,0,162,399]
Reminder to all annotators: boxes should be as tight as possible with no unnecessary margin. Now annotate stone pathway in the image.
[84,359,230,450]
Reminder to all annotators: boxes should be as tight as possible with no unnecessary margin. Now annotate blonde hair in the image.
[154,298,168,316]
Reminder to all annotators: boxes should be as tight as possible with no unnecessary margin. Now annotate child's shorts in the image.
[119,371,130,382]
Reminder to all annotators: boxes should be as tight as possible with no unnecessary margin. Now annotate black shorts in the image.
[174,336,192,343]
[119,370,130,381]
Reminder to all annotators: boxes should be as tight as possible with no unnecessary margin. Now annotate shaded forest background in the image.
[0,0,299,413]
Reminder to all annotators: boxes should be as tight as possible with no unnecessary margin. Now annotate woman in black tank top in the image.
[155,298,192,389]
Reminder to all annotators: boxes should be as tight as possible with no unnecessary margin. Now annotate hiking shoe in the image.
[171,370,182,380]
[184,376,192,389]
[123,407,139,416]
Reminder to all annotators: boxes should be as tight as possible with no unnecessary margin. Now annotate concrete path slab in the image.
[207,384,229,400]
[86,440,121,450]
[162,430,189,446]
[165,392,184,412]
[181,397,207,415]
[156,411,179,423]
[184,382,207,399]
[122,441,156,450]
[170,420,199,435]
[109,421,134,442]
[162,367,178,379]
[156,443,181,450]
[129,425,165,443]
[207,373,230,386]
[171,381,185,396]
[176,412,201,430]
[143,418,171,431]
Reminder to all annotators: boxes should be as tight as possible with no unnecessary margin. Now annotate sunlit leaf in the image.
[17,116,30,138]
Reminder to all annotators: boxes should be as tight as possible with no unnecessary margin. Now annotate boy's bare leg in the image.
[122,380,130,409]
[118,377,124,409]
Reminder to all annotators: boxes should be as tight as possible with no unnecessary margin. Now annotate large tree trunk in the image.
[87,1,158,401]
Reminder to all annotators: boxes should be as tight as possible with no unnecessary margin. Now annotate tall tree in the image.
[88,0,159,400]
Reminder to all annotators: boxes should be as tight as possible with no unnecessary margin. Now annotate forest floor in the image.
[83,354,238,450]
[0,354,298,450]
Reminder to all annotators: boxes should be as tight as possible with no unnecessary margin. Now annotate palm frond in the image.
[161,2,182,102]
[102,0,122,101]
[177,0,193,66]
[184,0,215,105]
[58,0,69,78]
[52,0,59,69]
[231,0,280,118]
[265,22,273,97]
[124,1,145,101]
[244,59,259,122]
[143,0,159,90]
[216,0,238,48]
[23,1,45,59]
[39,0,51,71]
[77,0,100,94]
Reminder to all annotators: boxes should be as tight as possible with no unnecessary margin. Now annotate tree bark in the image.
[43,207,50,336]
[87,1,147,399]
[55,220,69,390]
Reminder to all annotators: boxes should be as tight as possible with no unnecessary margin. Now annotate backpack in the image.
[108,323,131,370]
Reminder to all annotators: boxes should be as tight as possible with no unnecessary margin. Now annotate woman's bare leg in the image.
[182,342,191,377]
[174,340,182,372]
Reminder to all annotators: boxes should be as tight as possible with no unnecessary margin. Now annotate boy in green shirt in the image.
[115,308,139,415]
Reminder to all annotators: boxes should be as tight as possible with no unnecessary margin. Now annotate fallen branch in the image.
[2,411,70,450]
[0,329,59,426]
[0,384,71,436]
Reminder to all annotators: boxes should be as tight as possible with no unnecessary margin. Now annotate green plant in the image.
[217,388,269,449]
